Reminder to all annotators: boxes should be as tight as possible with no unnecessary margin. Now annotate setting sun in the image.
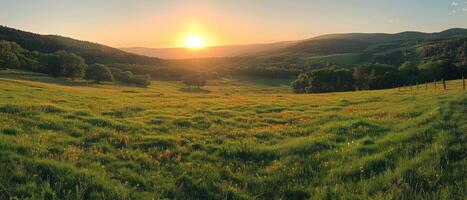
[185,35,205,49]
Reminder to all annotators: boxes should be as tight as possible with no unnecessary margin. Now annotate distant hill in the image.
[270,28,467,56]
[0,26,163,65]
[121,28,467,59]
[120,41,296,59]
[311,28,467,43]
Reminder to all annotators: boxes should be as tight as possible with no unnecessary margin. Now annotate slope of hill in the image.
[0,69,465,199]
[312,28,467,43]
[121,28,467,59]
[270,28,467,57]
[121,41,296,59]
[0,26,163,65]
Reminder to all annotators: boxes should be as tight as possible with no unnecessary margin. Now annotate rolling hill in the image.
[121,28,467,59]
[120,41,296,59]
[263,28,467,57]
[0,26,164,65]
[1,25,466,80]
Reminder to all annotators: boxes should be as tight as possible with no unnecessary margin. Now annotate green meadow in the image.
[0,70,465,199]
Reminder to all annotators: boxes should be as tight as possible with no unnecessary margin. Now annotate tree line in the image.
[0,40,151,86]
[292,60,467,93]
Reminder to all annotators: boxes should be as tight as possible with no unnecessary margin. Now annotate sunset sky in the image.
[1,0,466,48]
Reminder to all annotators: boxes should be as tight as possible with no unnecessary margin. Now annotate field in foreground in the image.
[0,70,465,199]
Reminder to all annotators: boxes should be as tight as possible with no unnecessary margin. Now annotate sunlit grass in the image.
[0,69,465,199]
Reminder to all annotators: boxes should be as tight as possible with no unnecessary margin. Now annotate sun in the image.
[185,34,205,49]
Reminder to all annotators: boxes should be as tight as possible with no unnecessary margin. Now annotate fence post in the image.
[425,82,427,90]
[442,79,446,90]
[434,80,437,89]
[416,82,419,90]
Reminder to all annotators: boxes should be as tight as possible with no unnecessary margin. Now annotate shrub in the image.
[130,74,151,87]
[85,64,113,83]
[110,67,151,86]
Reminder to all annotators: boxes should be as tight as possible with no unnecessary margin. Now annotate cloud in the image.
[452,9,457,13]
[452,1,459,6]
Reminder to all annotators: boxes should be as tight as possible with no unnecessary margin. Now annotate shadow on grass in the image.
[0,70,88,87]
[178,87,211,94]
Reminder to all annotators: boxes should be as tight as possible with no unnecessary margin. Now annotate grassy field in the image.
[0,70,465,199]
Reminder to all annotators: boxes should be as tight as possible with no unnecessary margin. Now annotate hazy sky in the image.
[1,0,466,48]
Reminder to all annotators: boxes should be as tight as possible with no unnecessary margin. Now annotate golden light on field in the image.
[185,34,205,49]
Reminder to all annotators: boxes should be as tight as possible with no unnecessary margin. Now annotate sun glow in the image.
[185,34,205,49]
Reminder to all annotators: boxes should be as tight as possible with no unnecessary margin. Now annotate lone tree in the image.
[131,74,151,87]
[85,64,113,83]
[63,53,87,80]
[182,73,206,89]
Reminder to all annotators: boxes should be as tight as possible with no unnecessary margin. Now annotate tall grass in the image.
[0,69,465,199]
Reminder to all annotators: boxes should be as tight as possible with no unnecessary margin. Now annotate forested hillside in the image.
[0,26,164,65]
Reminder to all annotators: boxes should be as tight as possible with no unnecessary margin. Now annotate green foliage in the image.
[129,74,151,87]
[45,51,87,79]
[353,63,399,90]
[63,53,87,80]
[85,64,113,83]
[0,40,31,69]
[0,25,162,66]
[294,58,465,93]
[292,67,354,93]
[110,68,151,87]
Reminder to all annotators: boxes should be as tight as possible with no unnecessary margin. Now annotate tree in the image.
[46,51,68,77]
[418,60,443,82]
[0,40,22,69]
[131,74,151,87]
[399,61,419,84]
[182,73,206,89]
[85,64,113,83]
[113,69,134,83]
[352,66,366,90]
[291,67,354,93]
[63,53,87,80]
[291,73,310,93]
[0,51,19,69]
[45,51,87,79]
[353,64,397,90]
[120,71,134,83]
[109,67,151,87]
